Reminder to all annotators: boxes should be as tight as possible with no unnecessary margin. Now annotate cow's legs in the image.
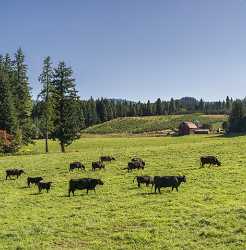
[138,182,140,188]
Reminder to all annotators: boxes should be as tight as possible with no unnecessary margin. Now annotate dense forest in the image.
[0,49,245,152]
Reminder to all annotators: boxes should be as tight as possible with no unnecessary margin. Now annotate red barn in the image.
[179,122,198,135]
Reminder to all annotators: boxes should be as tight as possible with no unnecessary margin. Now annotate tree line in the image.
[77,96,233,128]
[0,48,243,153]
[0,50,82,153]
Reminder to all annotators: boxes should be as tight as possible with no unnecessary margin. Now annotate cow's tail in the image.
[133,176,137,183]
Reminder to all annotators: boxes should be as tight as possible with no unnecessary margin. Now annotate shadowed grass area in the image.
[0,134,245,249]
[82,114,227,134]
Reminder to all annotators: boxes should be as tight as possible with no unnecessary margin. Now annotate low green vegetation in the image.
[82,114,227,134]
[0,134,245,249]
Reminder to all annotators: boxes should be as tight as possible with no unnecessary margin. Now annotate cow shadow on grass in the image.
[18,186,29,189]
[58,193,94,198]
[128,186,139,190]
[57,194,72,198]
[137,192,157,196]
[4,178,18,181]
[29,192,43,196]
[137,189,174,196]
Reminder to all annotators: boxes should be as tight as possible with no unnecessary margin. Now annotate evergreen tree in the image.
[228,100,246,132]
[169,98,176,114]
[51,61,81,152]
[12,48,33,144]
[146,100,152,115]
[105,100,114,120]
[155,98,162,115]
[0,66,17,133]
[226,96,231,113]
[38,56,54,153]
[86,97,98,126]
[198,99,204,112]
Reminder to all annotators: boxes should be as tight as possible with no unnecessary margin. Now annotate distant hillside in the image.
[82,114,227,134]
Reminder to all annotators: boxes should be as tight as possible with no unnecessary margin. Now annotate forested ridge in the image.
[0,49,245,152]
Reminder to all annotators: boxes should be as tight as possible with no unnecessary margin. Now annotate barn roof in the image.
[182,121,198,129]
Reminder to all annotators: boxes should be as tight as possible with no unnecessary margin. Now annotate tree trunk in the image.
[45,132,49,153]
[60,142,65,153]
[45,119,49,153]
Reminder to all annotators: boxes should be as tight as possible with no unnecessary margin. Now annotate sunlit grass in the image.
[0,134,245,249]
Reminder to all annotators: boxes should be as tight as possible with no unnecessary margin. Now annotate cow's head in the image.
[20,170,25,174]
[112,157,116,160]
[180,175,186,183]
[97,179,104,185]
[216,160,221,166]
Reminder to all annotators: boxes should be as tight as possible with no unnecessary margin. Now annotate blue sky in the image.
[1,0,246,101]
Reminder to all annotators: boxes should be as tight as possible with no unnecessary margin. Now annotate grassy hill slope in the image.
[82,114,227,134]
[0,135,245,249]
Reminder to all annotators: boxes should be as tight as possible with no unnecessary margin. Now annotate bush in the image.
[201,123,213,130]
[0,138,20,154]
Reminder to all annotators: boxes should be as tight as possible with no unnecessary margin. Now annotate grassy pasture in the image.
[0,134,245,249]
[82,114,227,134]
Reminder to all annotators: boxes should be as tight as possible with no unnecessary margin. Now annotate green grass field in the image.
[0,134,245,249]
[82,114,227,134]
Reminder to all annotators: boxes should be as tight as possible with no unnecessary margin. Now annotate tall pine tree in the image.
[51,62,81,152]
[38,56,54,153]
[12,48,33,144]
[0,64,17,134]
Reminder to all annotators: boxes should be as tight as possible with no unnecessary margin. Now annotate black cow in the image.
[6,169,25,180]
[27,176,43,187]
[92,161,105,171]
[69,162,85,171]
[131,157,145,163]
[100,156,116,162]
[133,176,154,188]
[123,160,145,171]
[200,156,221,167]
[68,178,104,196]
[154,175,186,193]
[37,181,52,193]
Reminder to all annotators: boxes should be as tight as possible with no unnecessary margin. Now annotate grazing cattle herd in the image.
[3,155,221,197]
